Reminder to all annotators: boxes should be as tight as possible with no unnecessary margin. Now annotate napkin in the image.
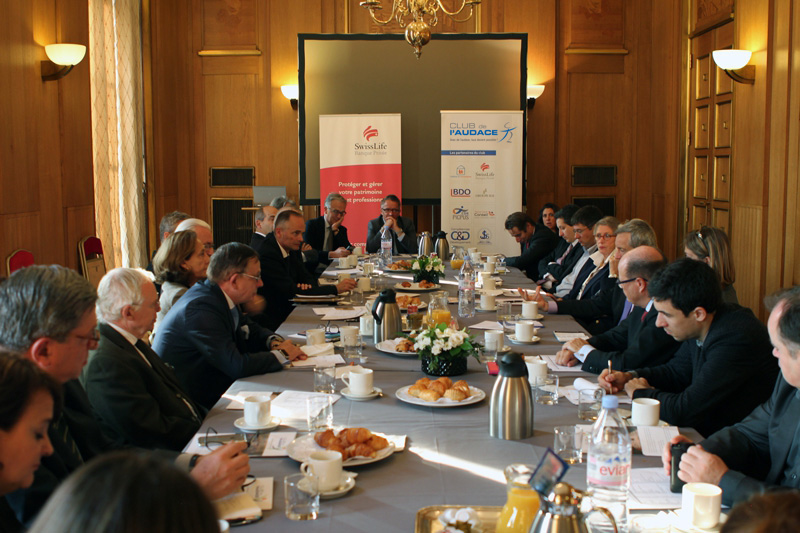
[320,308,366,321]
[270,390,341,419]
[291,354,345,367]
[469,320,505,330]
[300,343,335,357]
[262,431,297,457]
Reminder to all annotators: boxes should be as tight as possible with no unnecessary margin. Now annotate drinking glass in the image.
[496,301,515,330]
[534,375,559,405]
[553,426,582,464]
[578,388,605,421]
[313,366,336,394]
[284,473,320,521]
[306,395,334,431]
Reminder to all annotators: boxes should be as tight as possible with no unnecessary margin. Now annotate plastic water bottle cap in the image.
[601,395,619,409]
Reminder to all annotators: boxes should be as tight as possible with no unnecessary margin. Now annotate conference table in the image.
[196,262,675,532]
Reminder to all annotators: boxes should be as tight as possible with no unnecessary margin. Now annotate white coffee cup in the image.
[483,276,496,291]
[486,255,497,265]
[484,329,505,351]
[306,328,326,345]
[362,262,375,276]
[340,325,359,346]
[468,247,478,254]
[342,367,374,396]
[300,450,343,492]
[681,482,722,529]
[359,313,374,335]
[352,246,363,256]
[631,398,661,426]
[470,252,482,263]
[348,255,359,268]
[337,272,350,281]
[524,356,549,384]
[243,395,271,427]
[480,293,496,310]
[515,320,536,342]
[357,277,370,291]
[483,262,496,274]
[521,301,539,319]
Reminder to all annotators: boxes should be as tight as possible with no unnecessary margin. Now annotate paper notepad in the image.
[270,391,340,420]
[215,490,263,522]
[291,354,345,367]
[553,331,590,343]
[628,467,682,510]
[637,426,680,457]
[541,355,585,373]
[262,431,297,457]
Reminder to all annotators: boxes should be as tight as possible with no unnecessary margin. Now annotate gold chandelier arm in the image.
[360,1,401,26]
[434,0,472,17]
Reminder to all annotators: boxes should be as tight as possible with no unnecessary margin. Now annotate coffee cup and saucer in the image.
[509,321,540,344]
[235,394,281,432]
[299,451,358,499]
[341,368,380,400]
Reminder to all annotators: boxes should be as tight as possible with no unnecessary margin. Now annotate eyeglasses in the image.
[616,277,647,286]
[573,227,586,235]
[203,242,214,251]
[381,207,401,214]
[594,233,615,240]
[239,272,261,282]
[73,328,100,348]
[327,208,347,216]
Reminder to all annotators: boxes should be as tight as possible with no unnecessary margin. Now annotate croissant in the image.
[340,427,372,446]
[415,377,432,387]
[419,389,442,402]
[427,381,446,395]
[407,384,426,398]
[452,380,469,390]
[436,377,453,389]
[453,384,471,395]
[444,388,467,401]
[346,443,376,458]
[365,435,389,451]
[314,429,337,447]
[326,442,349,460]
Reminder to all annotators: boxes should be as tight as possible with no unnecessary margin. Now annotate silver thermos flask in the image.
[489,352,534,439]
[371,289,403,344]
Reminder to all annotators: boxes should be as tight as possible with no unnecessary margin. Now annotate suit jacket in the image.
[556,284,627,335]
[365,214,417,254]
[505,223,560,280]
[537,238,568,278]
[702,376,800,505]
[153,280,284,409]
[0,498,23,533]
[80,323,205,451]
[580,304,680,374]
[304,216,352,264]
[634,304,779,438]
[256,232,338,330]
[249,232,266,252]
[540,241,584,284]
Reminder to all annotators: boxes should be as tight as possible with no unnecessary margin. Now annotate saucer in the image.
[319,471,357,499]
[341,387,382,401]
[234,416,281,433]
[520,313,545,321]
[475,307,496,313]
[508,335,541,345]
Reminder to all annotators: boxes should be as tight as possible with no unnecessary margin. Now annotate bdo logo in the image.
[450,230,470,241]
[450,188,471,197]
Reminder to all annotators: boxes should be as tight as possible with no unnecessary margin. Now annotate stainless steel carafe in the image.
[418,232,434,256]
[434,231,450,260]
[489,352,534,440]
[371,289,403,344]
[529,483,618,533]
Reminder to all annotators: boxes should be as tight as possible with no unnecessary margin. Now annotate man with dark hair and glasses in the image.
[365,194,418,254]
[304,192,353,265]
[555,246,679,373]
[599,258,778,437]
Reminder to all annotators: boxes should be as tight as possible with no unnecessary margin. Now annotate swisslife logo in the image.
[476,162,495,179]
[480,163,489,171]
[354,125,387,154]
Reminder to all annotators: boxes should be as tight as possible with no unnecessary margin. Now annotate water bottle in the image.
[458,258,475,318]
[380,225,392,267]
[586,395,631,532]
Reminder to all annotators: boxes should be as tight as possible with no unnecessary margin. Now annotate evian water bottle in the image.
[458,257,475,318]
[380,225,392,268]
[586,395,631,532]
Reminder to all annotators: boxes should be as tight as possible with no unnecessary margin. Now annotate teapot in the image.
[418,232,434,256]
[371,289,402,344]
[489,352,534,440]
[529,482,618,533]
[434,231,450,260]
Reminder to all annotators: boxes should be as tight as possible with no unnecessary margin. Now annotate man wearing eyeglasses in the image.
[598,258,778,438]
[304,192,352,265]
[175,218,215,257]
[366,194,418,254]
[555,246,680,373]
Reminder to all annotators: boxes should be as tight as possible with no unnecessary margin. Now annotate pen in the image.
[608,359,612,376]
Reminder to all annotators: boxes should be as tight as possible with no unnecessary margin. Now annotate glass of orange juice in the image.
[496,464,540,533]
[450,258,464,270]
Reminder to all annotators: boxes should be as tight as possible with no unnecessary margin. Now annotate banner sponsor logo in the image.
[480,163,490,171]
[452,206,469,221]
[448,122,499,137]
[363,125,379,141]
[450,188,471,198]
[450,229,471,241]
[475,187,494,199]
[498,122,516,143]
[474,210,495,218]
[478,228,493,244]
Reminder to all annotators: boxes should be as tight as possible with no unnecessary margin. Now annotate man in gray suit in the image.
[664,286,800,505]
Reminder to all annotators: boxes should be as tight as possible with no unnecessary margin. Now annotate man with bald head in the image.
[250,205,278,251]
[175,218,214,257]
[555,246,680,373]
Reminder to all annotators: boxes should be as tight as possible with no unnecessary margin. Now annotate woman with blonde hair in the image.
[152,229,210,333]
[683,226,738,304]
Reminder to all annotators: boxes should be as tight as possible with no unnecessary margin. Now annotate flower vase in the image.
[420,354,468,376]
[413,271,440,284]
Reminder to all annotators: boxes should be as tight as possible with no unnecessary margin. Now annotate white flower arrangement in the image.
[411,255,446,283]
[409,323,482,371]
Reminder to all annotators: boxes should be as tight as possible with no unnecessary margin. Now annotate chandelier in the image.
[359,0,482,58]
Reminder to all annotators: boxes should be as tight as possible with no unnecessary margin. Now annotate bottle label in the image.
[587,454,630,487]
[381,242,392,250]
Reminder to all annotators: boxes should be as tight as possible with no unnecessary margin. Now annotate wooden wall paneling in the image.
[202,0,258,49]
[204,75,258,166]
[2,214,41,263]
[192,0,209,220]
[65,205,95,270]
[731,205,762,309]
[789,1,800,288]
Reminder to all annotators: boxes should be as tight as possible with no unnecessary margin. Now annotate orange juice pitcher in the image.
[496,463,540,533]
[427,291,451,327]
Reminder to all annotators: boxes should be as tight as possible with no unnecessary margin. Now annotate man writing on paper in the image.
[663,287,800,505]
[554,246,679,374]
[598,259,778,437]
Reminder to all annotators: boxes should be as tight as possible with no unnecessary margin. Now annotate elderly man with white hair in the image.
[80,268,207,451]
[175,218,214,256]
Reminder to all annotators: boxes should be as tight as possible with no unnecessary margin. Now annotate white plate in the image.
[394,282,441,292]
[341,387,382,401]
[397,301,427,311]
[319,471,357,499]
[287,433,395,467]
[375,338,417,357]
[475,307,497,313]
[508,335,541,345]
[395,385,486,408]
[234,416,281,433]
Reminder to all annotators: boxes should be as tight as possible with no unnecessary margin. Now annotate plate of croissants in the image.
[394,281,440,292]
[288,427,396,467]
[375,337,417,356]
[395,377,485,407]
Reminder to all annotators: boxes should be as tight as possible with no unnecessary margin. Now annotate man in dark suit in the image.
[599,259,778,438]
[538,204,581,282]
[0,265,251,525]
[257,210,357,330]
[304,192,352,265]
[555,246,679,373]
[503,212,559,280]
[249,204,278,251]
[154,242,305,409]
[365,194,417,254]
[664,286,800,505]
[81,268,206,451]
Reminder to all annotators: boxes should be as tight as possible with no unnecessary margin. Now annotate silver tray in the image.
[415,505,501,533]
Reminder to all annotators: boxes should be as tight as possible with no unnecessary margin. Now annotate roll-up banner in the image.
[440,111,524,257]
[319,114,402,249]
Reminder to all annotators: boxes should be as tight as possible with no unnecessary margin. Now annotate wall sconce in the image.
[526,85,545,109]
[281,85,299,110]
[712,49,755,85]
[41,44,86,82]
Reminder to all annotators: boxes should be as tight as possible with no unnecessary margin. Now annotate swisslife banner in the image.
[440,111,523,257]
[319,114,402,249]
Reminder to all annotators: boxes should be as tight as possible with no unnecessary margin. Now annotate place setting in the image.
[507,320,541,345]
[234,394,282,433]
